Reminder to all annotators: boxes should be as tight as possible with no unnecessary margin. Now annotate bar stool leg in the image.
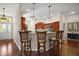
[20,43,23,56]
[44,43,46,56]
[38,43,40,56]
[30,41,31,55]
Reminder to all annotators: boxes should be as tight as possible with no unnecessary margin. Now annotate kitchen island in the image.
[29,31,56,51]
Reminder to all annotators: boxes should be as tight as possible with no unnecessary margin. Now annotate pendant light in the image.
[48,5,51,19]
[0,8,8,20]
[48,4,53,20]
[32,3,36,20]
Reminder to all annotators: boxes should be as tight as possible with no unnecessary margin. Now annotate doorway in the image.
[0,17,13,56]
[0,17,13,40]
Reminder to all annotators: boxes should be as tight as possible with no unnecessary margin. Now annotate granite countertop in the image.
[30,31,55,33]
[67,39,79,41]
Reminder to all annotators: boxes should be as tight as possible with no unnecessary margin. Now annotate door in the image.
[0,16,13,40]
[0,23,12,40]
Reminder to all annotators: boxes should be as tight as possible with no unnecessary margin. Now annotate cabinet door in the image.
[73,34,78,39]
[68,33,73,39]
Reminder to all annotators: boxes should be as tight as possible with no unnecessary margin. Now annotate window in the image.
[0,17,12,32]
[8,24,11,32]
[0,24,7,32]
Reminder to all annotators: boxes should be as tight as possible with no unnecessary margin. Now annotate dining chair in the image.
[19,31,31,56]
[36,31,47,56]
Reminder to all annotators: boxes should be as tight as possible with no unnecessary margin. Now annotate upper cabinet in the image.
[21,17,27,31]
[35,22,46,29]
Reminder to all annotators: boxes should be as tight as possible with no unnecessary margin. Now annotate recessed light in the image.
[43,17,46,19]
[70,11,75,14]
[37,17,40,19]
[26,9,30,12]
[22,15,26,17]
[51,14,53,16]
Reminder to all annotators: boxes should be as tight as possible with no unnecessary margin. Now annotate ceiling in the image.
[21,3,79,15]
[0,3,79,17]
[20,3,51,14]
[20,3,79,20]
[0,3,19,17]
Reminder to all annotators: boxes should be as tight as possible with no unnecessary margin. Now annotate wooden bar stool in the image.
[56,31,64,55]
[49,31,64,56]
[49,32,57,55]
[36,31,47,56]
[56,31,64,47]
[19,31,31,56]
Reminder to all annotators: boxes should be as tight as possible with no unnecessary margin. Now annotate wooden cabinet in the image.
[21,17,27,31]
[67,33,79,48]
[67,33,79,39]
[35,22,46,29]
[46,21,60,31]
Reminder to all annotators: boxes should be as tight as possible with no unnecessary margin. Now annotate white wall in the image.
[61,14,79,40]
[67,15,79,33]
[12,4,21,50]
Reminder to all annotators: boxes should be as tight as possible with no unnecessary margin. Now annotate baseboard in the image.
[13,39,21,50]
[0,39,13,41]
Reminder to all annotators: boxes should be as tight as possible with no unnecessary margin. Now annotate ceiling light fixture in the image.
[48,4,53,20]
[0,8,8,21]
[31,3,36,20]
[48,5,51,19]
[43,16,46,19]
[51,14,53,16]
[70,11,75,14]
[26,9,30,12]
[37,17,40,19]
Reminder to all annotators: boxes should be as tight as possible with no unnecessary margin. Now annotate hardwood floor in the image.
[0,39,19,56]
[0,39,79,56]
[62,40,79,56]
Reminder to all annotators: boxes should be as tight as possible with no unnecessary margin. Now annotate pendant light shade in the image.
[31,3,36,20]
[48,4,53,20]
[48,5,51,19]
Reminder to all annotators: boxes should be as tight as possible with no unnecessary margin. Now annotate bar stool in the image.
[19,31,31,56]
[36,31,47,55]
[49,31,64,56]
[49,32,57,55]
[57,31,64,55]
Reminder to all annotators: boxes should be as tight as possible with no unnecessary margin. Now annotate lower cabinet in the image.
[67,33,79,39]
[67,33,79,47]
